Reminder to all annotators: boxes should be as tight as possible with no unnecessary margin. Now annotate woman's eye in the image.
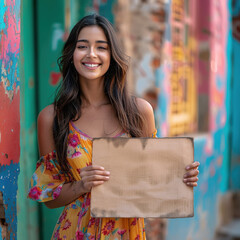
[98,46,107,50]
[77,46,87,49]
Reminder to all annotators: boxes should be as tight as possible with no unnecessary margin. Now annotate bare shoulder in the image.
[135,97,154,116]
[135,98,156,136]
[38,104,55,125]
[37,104,55,156]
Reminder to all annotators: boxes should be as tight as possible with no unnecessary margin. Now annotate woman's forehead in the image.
[77,26,108,41]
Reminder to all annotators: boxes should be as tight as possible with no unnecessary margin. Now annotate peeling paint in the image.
[0,0,20,101]
[0,164,19,240]
[0,0,20,239]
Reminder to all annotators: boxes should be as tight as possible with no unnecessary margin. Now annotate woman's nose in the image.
[87,47,96,57]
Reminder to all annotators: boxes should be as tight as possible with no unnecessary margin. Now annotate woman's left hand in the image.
[183,161,200,187]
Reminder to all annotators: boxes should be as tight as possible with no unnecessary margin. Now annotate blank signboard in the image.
[91,137,194,218]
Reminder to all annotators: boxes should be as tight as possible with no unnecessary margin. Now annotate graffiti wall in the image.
[0,0,21,239]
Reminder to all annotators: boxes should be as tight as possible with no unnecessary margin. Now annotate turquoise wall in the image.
[230,0,240,190]
[18,0,39,239]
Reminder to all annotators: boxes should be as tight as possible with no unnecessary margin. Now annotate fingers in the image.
[185,182,198,187]
[80,165,110,192]
[82,174,110,183]
[80,165,110,177]
[183,176,198,183]
[184,162,200,188]
[81,165,105,172]
[185,161,200,170]
[183,169,199,178]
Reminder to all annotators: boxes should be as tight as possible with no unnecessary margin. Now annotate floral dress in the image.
[28,121,157,240]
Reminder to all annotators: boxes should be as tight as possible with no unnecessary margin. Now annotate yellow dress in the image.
[28,121,157,240]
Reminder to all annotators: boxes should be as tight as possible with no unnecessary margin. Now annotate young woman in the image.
[28,14,199,240]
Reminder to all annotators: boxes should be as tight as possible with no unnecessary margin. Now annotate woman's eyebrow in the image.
[77,39,108,44]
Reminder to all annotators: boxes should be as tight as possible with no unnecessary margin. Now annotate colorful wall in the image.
[230,0,240,190]
[166,0,232,239]
[0,0,21,239]
[0,0,235,239]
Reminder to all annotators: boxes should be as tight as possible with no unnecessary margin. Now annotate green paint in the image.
[36,2,65,239]
[37,0,65,111]
[98,0,117,24]
[70,0,93,28]
[18,0,39,239]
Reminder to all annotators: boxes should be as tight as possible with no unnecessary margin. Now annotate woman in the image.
[28,14,199,240]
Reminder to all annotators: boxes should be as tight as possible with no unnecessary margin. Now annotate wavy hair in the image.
[53,14,144,178]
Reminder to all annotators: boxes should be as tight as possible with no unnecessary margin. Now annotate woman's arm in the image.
[37,105,110,209]
[44,165,110,209]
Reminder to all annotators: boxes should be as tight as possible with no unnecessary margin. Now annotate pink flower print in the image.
[77,168,81,174]
[69,134,80,147]
[131,218,137,226]
[82,197,90,209]
[76,230,84,240]
[52,174,63,180]
[62,219,71,230]
[88,218,95,227]
[102,220,115,235]
[28,186,42,200]
[58,210,67,223]
[72,151,81,158]
[36,161,42,169]
[95,218,100,227]
[45,159,54,171]
[117,229,126,236]
[135,235,140,240]
[53,185,62,199]
[53,227,60,239]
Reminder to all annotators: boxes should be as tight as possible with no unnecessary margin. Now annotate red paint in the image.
[50,72,61,85]
[0,84,20,165]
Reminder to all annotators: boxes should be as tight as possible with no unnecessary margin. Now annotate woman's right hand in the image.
[80,165,110,193]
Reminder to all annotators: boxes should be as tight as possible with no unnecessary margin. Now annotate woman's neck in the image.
[79,78,109,108]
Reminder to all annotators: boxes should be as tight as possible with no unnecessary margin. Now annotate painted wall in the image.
[230,0,240,190]
[17,0,40,239]
[17,0,237,240]
[166,0,231,239]
[0,0,21,239]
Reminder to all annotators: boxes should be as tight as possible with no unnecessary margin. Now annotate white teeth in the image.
[84,63,99,68]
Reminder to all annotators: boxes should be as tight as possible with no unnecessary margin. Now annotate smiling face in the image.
[73,26,111,84]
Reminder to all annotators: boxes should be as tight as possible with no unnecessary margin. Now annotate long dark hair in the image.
[54,14,144,178]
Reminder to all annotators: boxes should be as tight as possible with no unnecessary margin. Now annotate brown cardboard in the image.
[91,137,194,218]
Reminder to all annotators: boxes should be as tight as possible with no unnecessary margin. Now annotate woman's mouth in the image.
[82,63,101,70]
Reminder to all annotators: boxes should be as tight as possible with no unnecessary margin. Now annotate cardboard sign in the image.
[91,137,194,218]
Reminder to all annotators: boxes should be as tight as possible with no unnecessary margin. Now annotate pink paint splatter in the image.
[0,0,20,63]
[205,135,213,155]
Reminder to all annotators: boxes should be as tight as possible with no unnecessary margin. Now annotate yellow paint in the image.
[169,0,197,136]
